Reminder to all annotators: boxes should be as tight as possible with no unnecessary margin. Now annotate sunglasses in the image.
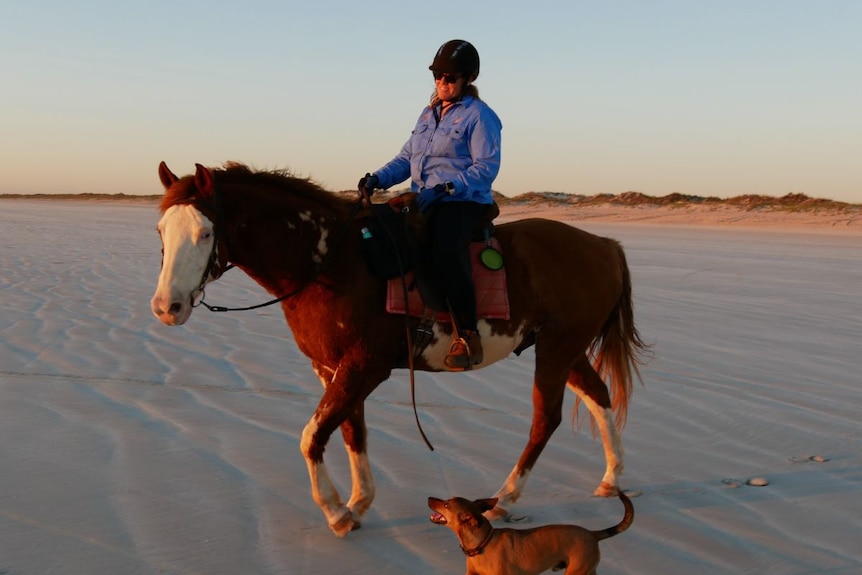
[432,71,463,83]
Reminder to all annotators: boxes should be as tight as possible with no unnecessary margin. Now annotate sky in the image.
[2,1,860,202]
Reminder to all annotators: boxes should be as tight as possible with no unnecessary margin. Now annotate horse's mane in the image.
[160,162,354,215]
[217,162,329,200]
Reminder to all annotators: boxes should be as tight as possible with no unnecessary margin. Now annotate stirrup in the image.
[444,331,483,371]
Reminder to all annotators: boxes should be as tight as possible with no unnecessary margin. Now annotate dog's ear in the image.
[458,510,480,528]
[474,498,498,512]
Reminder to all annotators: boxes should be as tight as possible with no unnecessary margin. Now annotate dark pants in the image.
[425,201,486,332]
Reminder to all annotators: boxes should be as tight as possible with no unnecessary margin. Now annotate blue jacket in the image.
[373,95,502,205]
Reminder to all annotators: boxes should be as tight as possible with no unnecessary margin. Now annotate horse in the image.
[151,161,648,537]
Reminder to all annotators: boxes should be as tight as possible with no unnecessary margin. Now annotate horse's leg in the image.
[311,362,376,519]
[305,361,380,536]
[339,402,375,516]
[567,355,624,496]
[490,343,570,519]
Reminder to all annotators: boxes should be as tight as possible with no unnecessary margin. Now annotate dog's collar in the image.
[461,527,495,557]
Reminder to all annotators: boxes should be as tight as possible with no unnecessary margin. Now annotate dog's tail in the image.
[593,490,634,541]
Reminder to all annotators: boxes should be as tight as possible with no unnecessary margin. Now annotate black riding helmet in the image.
[429,39,480,81]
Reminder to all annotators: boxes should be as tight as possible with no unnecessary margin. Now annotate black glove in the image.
[417,182,454,213]
[358,173,379,197]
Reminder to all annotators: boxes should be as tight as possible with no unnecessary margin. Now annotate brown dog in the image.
[428,491,633,575]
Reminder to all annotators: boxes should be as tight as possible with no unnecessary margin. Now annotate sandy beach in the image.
[1,198,859,574]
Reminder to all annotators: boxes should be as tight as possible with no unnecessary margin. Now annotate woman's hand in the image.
[417,183,453,212]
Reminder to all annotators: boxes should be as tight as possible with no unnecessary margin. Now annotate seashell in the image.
[746,477,769,487]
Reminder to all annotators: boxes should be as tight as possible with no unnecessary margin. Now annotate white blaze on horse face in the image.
[151,204,215,326]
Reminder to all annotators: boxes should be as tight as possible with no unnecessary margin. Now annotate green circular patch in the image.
[479,246,504,270]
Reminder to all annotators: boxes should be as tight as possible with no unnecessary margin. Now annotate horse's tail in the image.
[590,241,651,428]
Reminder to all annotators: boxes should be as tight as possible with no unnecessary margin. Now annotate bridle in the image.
[185,196,233,310]
[191,236,222,307]
[186,188,363,313]
[176,186,436,451]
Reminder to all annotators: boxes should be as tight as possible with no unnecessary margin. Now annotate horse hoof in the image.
[329,511,361,537]
[593,482,619,497]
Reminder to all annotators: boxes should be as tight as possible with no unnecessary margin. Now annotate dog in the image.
[428,491,633,575]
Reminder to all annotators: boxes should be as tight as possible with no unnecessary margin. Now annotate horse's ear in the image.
[194,163,214,198]
[158,161,179,189]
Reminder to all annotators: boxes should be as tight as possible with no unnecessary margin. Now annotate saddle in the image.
[385,239,509,322]
[359,194,510,353]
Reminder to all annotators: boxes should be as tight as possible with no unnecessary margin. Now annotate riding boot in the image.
[444,330,483,371]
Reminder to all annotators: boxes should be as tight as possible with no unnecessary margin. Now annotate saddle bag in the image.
[360,202,415,279]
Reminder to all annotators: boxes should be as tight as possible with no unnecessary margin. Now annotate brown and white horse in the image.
[151,162,648,537]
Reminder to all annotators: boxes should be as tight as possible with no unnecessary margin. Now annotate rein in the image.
[361,191,435,451]
[193,195,364,313]
[189,186,435,451]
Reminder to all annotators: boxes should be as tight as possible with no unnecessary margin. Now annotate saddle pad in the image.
[386,238,510,321]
